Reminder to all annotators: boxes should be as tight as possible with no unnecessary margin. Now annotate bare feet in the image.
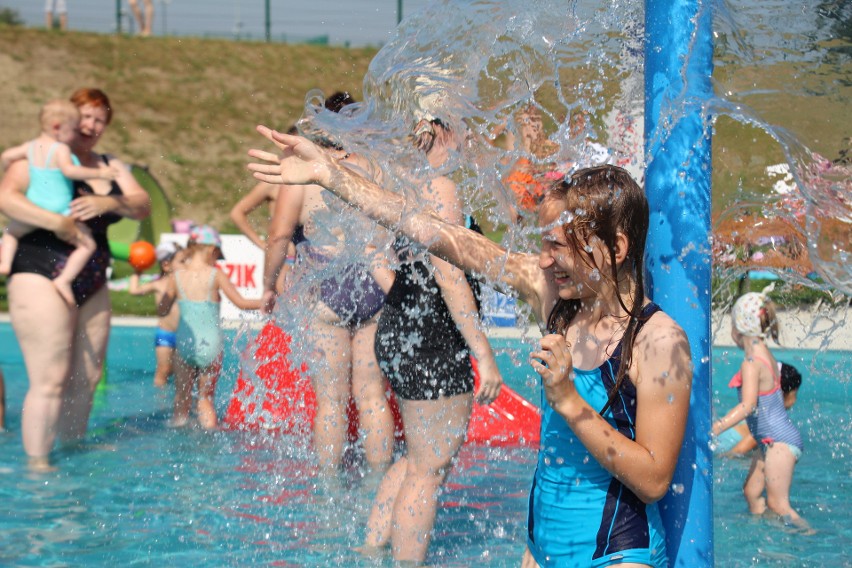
[28,456,58,473]
[353,544,389,560]
[53,279,76,306]
[154,375,168,387]
[167,415,190,428]
[781,514,816,535]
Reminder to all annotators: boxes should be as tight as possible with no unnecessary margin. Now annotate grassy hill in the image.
[1,26,848,225]
[0,26,377,232]
[0,25,847,314]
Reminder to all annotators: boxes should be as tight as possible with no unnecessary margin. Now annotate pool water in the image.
[0,323,849,566]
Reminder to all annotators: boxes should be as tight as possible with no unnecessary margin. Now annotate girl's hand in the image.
[248,126,330,187]
[260,288,278,315]
[69,194,112,221]
[98,164,119,181]
[531,334,577,410]
[474,357,503,406]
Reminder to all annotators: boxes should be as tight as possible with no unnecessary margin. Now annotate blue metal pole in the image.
[644,0,714,565]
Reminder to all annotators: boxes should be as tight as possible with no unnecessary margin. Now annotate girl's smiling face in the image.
[538,199,607,302]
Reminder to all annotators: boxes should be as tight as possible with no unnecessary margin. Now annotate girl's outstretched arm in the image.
[216,268,262,311]
[248,126,547,313]
[129,272,159,295]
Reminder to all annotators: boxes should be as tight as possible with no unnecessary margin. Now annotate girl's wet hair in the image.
[324,91,355,113]
[758,299,780,343]
[544,164,649,415]
[305,92,356,150]
[780,362,802,393]
[412,118,451,154]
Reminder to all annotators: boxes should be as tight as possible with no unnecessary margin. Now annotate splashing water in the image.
[235,0,850,563]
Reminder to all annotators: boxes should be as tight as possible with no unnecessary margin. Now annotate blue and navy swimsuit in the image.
[527,302,668,567]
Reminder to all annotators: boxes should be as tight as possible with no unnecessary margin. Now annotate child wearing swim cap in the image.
[159,225,261,429]
[713,287,811,531]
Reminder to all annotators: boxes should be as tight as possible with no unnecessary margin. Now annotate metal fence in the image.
[5,0,431,47]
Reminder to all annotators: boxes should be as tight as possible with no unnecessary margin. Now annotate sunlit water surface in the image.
[0,324,849,566]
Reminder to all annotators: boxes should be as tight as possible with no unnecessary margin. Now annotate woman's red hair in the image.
[69,88,113,124]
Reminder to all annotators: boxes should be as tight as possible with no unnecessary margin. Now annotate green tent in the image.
[107,164,173,275]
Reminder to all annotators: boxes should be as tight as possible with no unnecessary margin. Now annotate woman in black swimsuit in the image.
[357,117,503,563]
[0,88,151,471]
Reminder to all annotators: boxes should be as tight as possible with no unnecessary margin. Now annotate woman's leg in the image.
[362,456,408,549]
[764,443,806,525]
[8,274,75,466]
[58,286,111,443]
[351,322,393,468]
[0,368,6,432]
[309,318,353,468]
[196,356,222,430]
[390,394,472,563]
[742,452,767,515]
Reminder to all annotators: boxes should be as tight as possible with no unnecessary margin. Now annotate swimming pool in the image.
[0,322,849,566]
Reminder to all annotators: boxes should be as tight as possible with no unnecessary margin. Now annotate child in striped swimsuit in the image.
[713,289,810,531]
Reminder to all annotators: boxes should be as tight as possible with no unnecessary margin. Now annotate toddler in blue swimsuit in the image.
[160,225,261,429]
[0,99,117,305]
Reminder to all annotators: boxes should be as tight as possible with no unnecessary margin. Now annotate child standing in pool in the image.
[160,226,261,429]
[0,99,118,305]
[249,130,694,567]
[129,241,186,387]
[713,290,810,530]
[715,361,803,457]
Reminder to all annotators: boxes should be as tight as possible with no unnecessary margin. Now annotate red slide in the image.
[224,322,541,447]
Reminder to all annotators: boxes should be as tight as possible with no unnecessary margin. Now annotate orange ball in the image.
[128,241,157,271]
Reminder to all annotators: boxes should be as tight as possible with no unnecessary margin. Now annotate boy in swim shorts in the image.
[129,241,186,386]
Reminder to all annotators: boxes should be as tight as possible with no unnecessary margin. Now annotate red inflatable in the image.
[224,322,541,447]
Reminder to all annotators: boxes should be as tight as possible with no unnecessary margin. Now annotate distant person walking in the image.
[128,0,153,36]
[45,0,68,31]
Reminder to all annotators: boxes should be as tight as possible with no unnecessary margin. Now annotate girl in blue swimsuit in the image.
[713,291,810,531]
[160,225,261,429]
[250,129,695,567]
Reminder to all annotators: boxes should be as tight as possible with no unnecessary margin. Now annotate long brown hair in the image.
[544,165,649,415]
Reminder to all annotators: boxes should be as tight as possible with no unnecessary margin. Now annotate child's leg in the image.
[0,369,6,432]
[196,355,222,430]
[1,220,34,274]
[764,443,808,526]
[53,223,96,305]
[742,452,767,514]
[153,345,174,387]
[170,355,195,427]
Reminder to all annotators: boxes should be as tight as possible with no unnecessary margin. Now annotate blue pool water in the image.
[0,322,849,566]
